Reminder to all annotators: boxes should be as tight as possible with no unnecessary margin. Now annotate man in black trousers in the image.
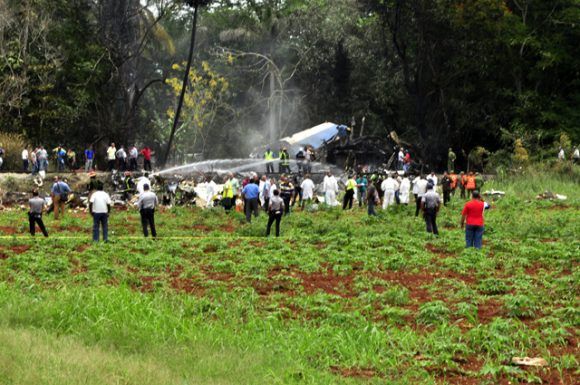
[135,184,158,237]
[28,189,48,237]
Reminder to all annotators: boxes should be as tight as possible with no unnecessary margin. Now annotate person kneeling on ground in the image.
[461,190,490,249]
[89,183,112,242]
[136,184,158,238]
[266,189,285,237]
[28,189,48,237]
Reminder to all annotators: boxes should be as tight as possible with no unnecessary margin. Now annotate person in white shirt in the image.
[89,184,112,242]
[129,146,139,171]
[135,183,158,237]
[414,175,428,217]
[259,175,271,209]
[269,178,278,201]
[399,175,411,205]
[427,172,438,187]
[22,148,29,172]
[300,174,315,207]
[381,173,397,209]
[558,147,565,161]
[398,148,405,170]
[106,143,116,171]
[205,177,217,208]
[322,171,339,206]
[116,146,127,171]
[258,175,266,207]
[136,173,151,195]
[573,146,579,164]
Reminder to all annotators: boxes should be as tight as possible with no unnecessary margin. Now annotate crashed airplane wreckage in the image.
[259,122,422,173]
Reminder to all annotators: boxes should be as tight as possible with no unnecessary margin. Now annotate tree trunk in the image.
[162,3,200,167]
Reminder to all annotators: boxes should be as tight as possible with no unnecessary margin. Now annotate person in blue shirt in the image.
[242,175,260,223]
[84,146,95,172]
[50,176,71,220]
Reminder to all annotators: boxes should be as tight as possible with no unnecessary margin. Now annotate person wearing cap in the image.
[28,189,48,237]
[461,190,490,249]
[421,182,441,235]
[50,176,71,220]
[135,183,158,238]
[122,171,135,200]
[279,175,294,215]
[279,147,290,174]
[87,171,100,193]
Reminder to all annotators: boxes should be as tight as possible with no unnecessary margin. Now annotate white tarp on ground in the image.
[280,122,338,151]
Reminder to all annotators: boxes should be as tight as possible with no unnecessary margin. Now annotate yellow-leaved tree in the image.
[165,61,229,160]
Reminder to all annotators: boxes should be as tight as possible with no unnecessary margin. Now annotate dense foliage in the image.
[0,0,578,167]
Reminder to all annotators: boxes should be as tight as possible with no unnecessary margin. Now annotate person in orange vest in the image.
[450,172,458,196]
[459,171,467,199]
[465,172,476,197]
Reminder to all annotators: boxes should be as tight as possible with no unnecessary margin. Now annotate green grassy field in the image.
[0,172,578,385]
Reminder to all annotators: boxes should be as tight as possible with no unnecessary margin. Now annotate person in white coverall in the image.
[399,175,411,205]
[323,171,339,206]
[381,173,397,209]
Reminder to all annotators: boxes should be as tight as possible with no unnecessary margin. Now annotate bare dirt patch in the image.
[0,226,17,235]
[329,366,380,379]
[298,268,355,298]
[477,299,503,323]
[10,245,30,254]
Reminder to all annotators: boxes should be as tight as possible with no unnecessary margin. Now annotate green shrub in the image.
[417,301,450,325]
[0,132,28,171]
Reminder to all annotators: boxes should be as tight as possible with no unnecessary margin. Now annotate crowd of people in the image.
[0,143,155,174]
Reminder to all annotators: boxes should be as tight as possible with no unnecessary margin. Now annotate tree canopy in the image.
[0,0,578,168]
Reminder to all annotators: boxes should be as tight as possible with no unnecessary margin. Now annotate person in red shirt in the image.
[140,147,153,171]
[460,190,490,249]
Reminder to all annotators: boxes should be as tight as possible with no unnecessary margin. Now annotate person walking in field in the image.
[343,174,357,210]
[441,171,452,206]
[300,174,315,208]
[50,176,71,220]
[266,189,285,237]
[356,174,368,207]
[414,174,428,217]
[381,173,397,209]
[421,183,441,236]
[461,190,490,249]
[465,171,476,197]
[399,174,411,205]
[366,182,379,216]
[28,189,48,237]
[323,171,339,206]
[459,171,467,199]
[89,183,112,242]
[242,175,260,222]
[279,175,294,215]
[136,184,158,238]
